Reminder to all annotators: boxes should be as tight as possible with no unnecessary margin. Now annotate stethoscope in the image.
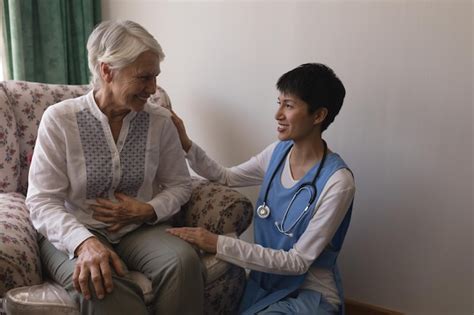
[256,140,328,237]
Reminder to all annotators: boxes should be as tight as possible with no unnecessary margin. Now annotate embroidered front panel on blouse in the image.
[116,111,149,197]
[76,109,113,199]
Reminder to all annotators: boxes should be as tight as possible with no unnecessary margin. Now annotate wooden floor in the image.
[345,298,403,315]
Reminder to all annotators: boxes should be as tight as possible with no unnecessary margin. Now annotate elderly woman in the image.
[26,20,204,314]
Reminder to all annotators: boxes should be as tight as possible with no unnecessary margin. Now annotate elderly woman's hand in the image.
[73,237,126,300]
[91,193,156,233]
[166,227,218,253]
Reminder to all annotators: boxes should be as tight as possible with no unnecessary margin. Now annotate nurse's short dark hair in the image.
[276,63,346,132]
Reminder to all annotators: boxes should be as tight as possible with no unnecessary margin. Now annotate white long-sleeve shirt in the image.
[186,141,355,307]
[26,91,192,259]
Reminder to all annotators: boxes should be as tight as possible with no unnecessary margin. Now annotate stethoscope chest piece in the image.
[257,140,328,237]
[257,204,271,219]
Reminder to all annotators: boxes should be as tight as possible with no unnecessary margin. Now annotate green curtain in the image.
[2,0,101,84]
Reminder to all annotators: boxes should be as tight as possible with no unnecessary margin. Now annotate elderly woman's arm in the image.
[26,107,125,300]
[147,117,192,221]
[26,107,95,258]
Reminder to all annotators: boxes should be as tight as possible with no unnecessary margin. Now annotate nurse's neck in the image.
[291,137,326,170]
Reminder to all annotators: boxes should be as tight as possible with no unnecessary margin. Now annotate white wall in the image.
[103,1,473,314]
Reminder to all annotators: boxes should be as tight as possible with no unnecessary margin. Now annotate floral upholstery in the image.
[184,180,253,314]
[0,86,19,193]
[204,265,247,314]
[180,179,253,236]
[0,192,41,296]
[0,80,253,315]
[1,82,92,195]
[200,252,248,314]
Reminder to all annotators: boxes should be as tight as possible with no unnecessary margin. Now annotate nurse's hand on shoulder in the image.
[90,193,157,233]
[167,227,218,253]
[170,109,192,153]
[73,237,126,300]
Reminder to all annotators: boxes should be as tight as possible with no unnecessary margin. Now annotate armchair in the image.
[0,80,253,314]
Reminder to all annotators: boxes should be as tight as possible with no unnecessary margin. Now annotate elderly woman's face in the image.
[109,50,160,112]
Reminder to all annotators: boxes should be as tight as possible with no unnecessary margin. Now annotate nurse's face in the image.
[275,92,320,142]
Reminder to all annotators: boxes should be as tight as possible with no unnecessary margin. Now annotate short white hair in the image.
[87,20,165,88]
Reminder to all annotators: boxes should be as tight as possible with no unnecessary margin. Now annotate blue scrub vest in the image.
[239,141,353,315]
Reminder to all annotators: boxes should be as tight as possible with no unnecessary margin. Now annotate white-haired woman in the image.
[26,20,204,314]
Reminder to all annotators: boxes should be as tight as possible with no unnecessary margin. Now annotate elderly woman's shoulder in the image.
[145,86,173,116]
[44,94,89,118]
[144,102,172,119]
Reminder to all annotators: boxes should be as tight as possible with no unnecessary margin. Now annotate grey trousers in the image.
[39,224,205,315]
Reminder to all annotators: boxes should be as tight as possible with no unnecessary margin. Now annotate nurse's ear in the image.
[313,107,328,126]
[100,62,114,83]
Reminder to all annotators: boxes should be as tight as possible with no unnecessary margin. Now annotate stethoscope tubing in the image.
[259,140,328,237]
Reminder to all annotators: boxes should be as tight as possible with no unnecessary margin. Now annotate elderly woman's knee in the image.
[71,277,147,314]
[170,243,203,275]
[177,244,203,273]
[152,243,203,283]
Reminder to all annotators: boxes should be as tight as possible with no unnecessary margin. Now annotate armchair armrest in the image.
[0,193,42,297]
[178,178,253,236]
[175,178,253,314]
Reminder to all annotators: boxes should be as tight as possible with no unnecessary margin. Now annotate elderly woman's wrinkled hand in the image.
[73,237,126,300]
[91,193,157,233]
[166,227,218,253]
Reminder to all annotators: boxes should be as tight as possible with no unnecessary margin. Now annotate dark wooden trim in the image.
[345,298,404,315]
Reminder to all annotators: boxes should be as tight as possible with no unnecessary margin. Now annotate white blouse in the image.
[185,141,355,307]
[26,91,191,259]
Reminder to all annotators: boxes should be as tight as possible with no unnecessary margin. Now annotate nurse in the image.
[168,63,355,315]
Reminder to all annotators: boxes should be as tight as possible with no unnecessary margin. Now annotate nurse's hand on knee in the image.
[167,227,218,253]
[73,237,126,300]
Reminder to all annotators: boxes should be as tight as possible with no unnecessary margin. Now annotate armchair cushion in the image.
[0,192,41,296]
[0,86,19,193]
